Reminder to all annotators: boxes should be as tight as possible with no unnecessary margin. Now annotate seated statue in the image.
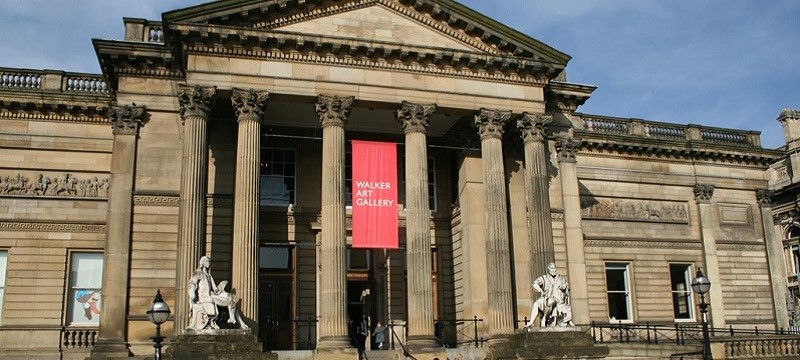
[526,262,575,328]
[187,256,249,331]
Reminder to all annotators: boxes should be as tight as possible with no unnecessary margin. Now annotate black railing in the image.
[435,316,484,348]
[261,316,318,351]
[590,321,800,345]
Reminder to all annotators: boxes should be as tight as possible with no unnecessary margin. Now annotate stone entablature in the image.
[0,68,110,120]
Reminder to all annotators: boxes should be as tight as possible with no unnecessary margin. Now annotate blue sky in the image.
[0,0,797,148]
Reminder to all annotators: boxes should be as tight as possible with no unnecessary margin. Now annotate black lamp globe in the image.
[691,268,712,295]
[147,289,171,325]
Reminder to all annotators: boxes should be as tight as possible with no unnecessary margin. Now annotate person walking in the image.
[372,321,386,350]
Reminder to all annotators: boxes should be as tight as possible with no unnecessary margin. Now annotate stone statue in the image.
[526,262,574,328]
[187,256,249,331]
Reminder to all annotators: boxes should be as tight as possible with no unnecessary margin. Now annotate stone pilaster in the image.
[757,189,791,328]
[694,183,726,328]
[518,113,555,278]
[231,88,270,331]
[175,84,216,333]
[397,101,438,348]
[316,94,354,348]
[555,138,590,325]
[89,104,146,359]
[474,108,514,338]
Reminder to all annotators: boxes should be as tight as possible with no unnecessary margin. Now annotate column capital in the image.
[397,101,436,134]
[316,94,354,128]
[756,189,774,208]
[109,104,147,135]
[518,112,552,143]
[231,88,270,122]
[555,138,580,163]
[474,108,511,140]
[694,184,715,204]
[178,84,216,120]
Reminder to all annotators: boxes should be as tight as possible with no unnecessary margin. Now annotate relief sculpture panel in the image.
[0,172,109,198]
[580,196,689,223]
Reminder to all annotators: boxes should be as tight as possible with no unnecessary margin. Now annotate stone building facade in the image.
[0,0,793,358]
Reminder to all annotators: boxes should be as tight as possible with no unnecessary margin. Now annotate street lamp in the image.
[691,268,712,360]
[146,289,171,360]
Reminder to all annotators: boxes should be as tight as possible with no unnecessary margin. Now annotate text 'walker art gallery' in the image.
[0,0,799,359]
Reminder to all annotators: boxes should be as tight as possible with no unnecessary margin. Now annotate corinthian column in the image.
[556,138,590,325]
[518,113,555,278]
[230,88,270,331]
[89,104,146,359]
[174,84,216,333]
[316,94,354,348]
[397,101,438,348]
[474,108,514,339]
[694,183,726,328]
[757,189,790,328]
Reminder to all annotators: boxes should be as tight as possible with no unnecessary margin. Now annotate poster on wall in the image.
[351,141,398,249]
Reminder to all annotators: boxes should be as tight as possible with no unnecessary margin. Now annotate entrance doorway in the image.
[259,277,293,350]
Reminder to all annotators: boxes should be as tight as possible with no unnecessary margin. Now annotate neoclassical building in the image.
[0,0,793,359]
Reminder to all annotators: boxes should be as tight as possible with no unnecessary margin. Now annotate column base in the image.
[315,346,358,360]
[316,335,352,349]
[84,339,131,359]
[406,335,441,350]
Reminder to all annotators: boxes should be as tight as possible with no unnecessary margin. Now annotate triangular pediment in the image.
[163,0,571,65]
[273,4,485,53]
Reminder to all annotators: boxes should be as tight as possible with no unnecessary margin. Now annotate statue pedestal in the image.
[164,330,276,360]
[486,327,609,360]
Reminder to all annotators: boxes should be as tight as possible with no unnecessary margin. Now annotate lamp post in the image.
[691,268,712,360]
[146,289,171,360]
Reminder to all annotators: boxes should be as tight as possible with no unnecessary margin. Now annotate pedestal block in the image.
[486,328,608,360]
[164,331,276,360]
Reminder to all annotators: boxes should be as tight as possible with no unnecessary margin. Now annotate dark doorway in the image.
[259,277,293,350]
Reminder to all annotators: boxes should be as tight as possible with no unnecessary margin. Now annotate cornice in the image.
[584,238,701,250]
[172,23,559,84]
[93,39,184,91]
[546,81,596,112]
[577,132,781,168]
[0,90,109,121]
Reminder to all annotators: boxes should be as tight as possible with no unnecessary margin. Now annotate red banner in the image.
[351,141,398,249]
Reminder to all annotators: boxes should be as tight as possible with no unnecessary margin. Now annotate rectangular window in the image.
[605,262,632,321]
[260,148,296,205]
[792,245,800,276]
[259,246,292,271]
[0,251,7,323]
[347,249,370,271]
[67,252,103,326]
[670,264,694,320]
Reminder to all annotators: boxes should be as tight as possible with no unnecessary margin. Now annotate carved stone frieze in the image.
[585,238,702,250]
[580,196,689,223]
[315,94,354,128]
[517,113,551,143]
[474,108,511,140]
[694,184,715,204]
[231,88,270,121]
[0,172,109,198]
[756,189,774,208]
[178,84,216,120]
[396,101,436,134]
[555,138,580,163]
[133,195,180,206]
[109,104,147,135]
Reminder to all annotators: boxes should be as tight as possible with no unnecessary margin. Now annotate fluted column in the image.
[231,88,270,331]
[518,113,555,277]
[174,84,216,333]
[89,105,146,358]
[316,94,354,348]
[694,184,726,328]
[556,138,590,325]
[397,101,438,347]
[474,108,514,338]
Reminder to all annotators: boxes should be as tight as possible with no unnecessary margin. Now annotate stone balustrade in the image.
[123,18,164,42]
[578,113,762,148]
[718,336,800,358]
[0,68,108,94]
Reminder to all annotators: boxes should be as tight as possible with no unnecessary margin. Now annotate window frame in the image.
[605,262,633,323]
[260,147,297,207]
[669,263,695,322]
[65,251,104,327]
